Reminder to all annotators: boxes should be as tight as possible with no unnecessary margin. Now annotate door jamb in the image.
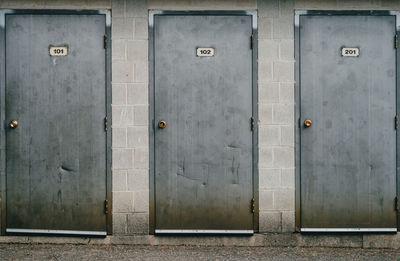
[0,9,112,236]
[148,10,259,234]
[294,10,400,232]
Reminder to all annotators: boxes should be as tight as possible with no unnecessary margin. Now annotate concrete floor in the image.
[1,244,399,260]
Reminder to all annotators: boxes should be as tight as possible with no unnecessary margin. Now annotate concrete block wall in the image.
[1,0,400,235]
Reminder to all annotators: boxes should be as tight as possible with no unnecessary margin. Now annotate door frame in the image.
[0,9,112,236]
[149,10,259,234]
[295,10,400,232]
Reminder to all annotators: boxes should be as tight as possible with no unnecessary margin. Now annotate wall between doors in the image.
[1,0,399,235]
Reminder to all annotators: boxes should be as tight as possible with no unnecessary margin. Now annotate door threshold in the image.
[301,228,397,233]
[155,229,254,234]
[6,228,107,236]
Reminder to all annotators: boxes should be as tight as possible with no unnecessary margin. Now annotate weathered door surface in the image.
[154,14,254,232]
[299,15,397,231]
[6,14,107,235]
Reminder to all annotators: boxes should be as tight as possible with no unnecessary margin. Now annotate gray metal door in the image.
[299,14,397,231]
[153,14,254,233]
[5,14,107,235]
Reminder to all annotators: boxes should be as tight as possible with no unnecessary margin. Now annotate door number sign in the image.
[341,47,359,57]
[197,47,215,57]
[49,46,68,57]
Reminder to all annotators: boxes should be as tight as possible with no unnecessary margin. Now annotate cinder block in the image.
[112,61,134,83]
[127,83,148,105]
[259,190,274,210]
[236,0,257,8]
[191,0,236,8]
[112,106,134,126]
[127,40,148,62]
[111,0,125,18]
[337,0,380,8]
[134,190,149,212]
[259,82,279,103]
[126,0,148,18]
[258,62,273,83]
[279,40,294,61]
[127,169,149,191]
[259,125,281,145]
[273,147,294,168]
[281,125,294,146]
[112,213,127,235]
[259,211,282,232]
[113,191,135,212]
[113,170,128,191]
[112,127,127,148]
[112,83,127,105]
[112,40,127,61]
[259,39,279,61]
[112,18,134,40]
[273,103,293,124]
[135,18,149,40]
[134,105,149,126]
[112,148,134,169]
[294,0,337,9]
[259,168,281,190]
[134,148,149,169]
[273,17,294,39]
[381,0,400,8]
[258,18,273,39]
[259,104,273,124]
[273,61,294,82]
[282,211,295,232]
[86,0,112,9]
[279,82,294,103]
[258,0,279,18]
[281,168,295,188]
[279,0,294,17]
[134,62,149,83]
[273,189,295,210]
[127,126,148,147]
[259,148,273,168]
[127,213,149,234]
[148,0,191,9]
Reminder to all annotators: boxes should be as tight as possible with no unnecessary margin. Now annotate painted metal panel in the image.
[299,15,397,229]
[5,14,107,232]
[153,14,254,230]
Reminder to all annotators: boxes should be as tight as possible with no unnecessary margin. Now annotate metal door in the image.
[152,13,256,233]
[5,14,108,235]
[298,14,397,231]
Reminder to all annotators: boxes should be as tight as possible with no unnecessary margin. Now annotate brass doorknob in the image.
[158,120,167,129]
[9,120,18,129]
[304,119,312,128]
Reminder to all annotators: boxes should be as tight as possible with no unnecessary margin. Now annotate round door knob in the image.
[158,120,167,129]
[9,120,18,129]
[304,119,312,128]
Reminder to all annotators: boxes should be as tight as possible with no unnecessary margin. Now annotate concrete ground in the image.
[1,244,400,260]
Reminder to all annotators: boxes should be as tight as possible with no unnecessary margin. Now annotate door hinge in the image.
[104,116,108,132]
[104,199,109,214]
[250,35,254,49]
[251,198,256,213]
[104,34,108,49]
[395,115,399,130]
[250,116,255,131]
[395,197,400,212]
[395,34,398,49]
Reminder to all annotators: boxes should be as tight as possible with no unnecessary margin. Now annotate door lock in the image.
[158,120,167,129]
[9,120,18,129]
[304,119,312,128]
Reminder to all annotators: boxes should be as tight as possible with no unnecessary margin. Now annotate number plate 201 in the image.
[49,46,68,57]
[197,47,215,57]
[341,47,359,57]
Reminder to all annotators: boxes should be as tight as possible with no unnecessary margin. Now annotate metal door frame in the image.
[295,10,400,232]
[149,10,259,234]
[0,9,112,236]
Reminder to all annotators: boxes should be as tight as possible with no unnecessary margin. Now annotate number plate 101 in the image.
[341,47,359,57]
[49,46,68,57]
[197,47,215,57]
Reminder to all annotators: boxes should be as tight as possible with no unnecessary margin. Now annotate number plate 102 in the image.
[197,47,215,57]
[341,47,359,57]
